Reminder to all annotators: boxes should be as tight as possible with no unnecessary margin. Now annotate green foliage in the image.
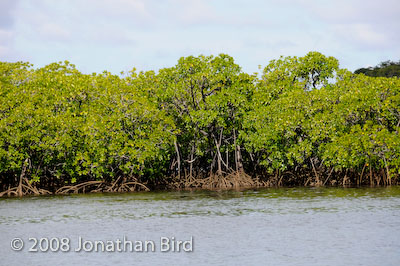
[1,52,399,190]
[0,61,174,187]
[355,60,400,78]
[153,54,254,176]
[242,53,399,180]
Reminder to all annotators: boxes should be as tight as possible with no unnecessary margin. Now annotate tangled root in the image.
[55,181,105,194]
[55,177,150,195]
[172,171,268,190]
[0,178,51,197]
[0,177,149,197]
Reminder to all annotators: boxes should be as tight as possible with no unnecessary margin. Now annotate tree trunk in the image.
[174,140,181,179]
[17,158,29,197]
[189,144,194,178]
[233,129,243,173]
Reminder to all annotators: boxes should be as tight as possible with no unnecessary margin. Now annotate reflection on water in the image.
[1,187,400,265]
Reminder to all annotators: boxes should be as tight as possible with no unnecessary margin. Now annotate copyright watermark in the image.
[11,238,24,251]
[10,236,194,253]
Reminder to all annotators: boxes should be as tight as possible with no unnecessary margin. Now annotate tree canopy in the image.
[355,60,400,78]
[1,52,399,196]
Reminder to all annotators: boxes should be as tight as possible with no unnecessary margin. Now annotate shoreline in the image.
[1,171,398,198]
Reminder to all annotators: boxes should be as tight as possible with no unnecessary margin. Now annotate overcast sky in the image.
[1,0,399,74]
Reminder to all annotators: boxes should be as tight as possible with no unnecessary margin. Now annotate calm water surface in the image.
[1,187,400,265]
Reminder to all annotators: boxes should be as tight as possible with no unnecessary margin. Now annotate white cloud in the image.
[332,23,388,48]
[297,0,400,49]
[38,23,71,41]
[300,0,400,23]
[0,28,13,40]
[82,0,152,22]
[171,0,216,25]
[0,0,18,28]
[0,28,15,59]
[2,0,399,74]
[0,45,10,58]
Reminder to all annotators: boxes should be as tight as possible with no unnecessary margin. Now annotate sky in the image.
[1,0,399,75]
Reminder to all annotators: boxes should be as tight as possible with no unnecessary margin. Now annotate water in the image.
[1,187,400,266]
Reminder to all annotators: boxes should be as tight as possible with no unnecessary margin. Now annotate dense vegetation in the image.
[1,52,399,196]
[355,60,400,78]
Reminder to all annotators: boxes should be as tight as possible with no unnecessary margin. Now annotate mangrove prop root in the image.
[53,178,149,195]
[172,171,267,190]
[55,181,104,194]
[0,177,149,197]
[0,177,51,197]
[1,169,397,197]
